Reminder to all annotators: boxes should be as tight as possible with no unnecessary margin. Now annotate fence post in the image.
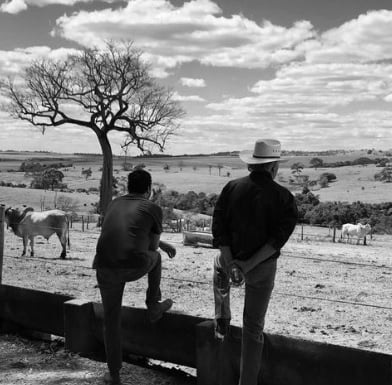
[301,224,304,241]
[0,206,4,284]
[82,216,85,232]
[86,216,89,230]
[333,226,336,243]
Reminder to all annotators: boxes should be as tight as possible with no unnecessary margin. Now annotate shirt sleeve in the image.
[269,190,298,250]
[212,182,232,248]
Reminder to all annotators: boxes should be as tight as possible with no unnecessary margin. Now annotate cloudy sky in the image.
[1,0,392,155]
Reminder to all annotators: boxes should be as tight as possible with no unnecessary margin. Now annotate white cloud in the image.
[172,91,205,102]
[306,10,392,64]
[0,46,79,77]
[52,0,315,74]
[0,0,27,13]
[0,0,119,14]
[180,77,206,88]
[206,62,392,115]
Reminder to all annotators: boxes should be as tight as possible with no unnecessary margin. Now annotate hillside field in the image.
[0,150,391,214]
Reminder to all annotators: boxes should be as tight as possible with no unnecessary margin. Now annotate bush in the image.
[0,181,27,188]
[320,172,336,182]
[20,161,44,173]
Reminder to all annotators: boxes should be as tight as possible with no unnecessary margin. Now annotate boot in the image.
[147,299,173,323]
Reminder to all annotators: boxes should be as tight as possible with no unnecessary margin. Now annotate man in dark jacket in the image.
[212,139,298,385]
[93,169,176,385]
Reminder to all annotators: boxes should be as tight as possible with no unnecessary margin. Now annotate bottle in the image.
[230,265,244,287]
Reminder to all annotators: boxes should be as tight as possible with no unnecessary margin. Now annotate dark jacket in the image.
[212,170,298,261]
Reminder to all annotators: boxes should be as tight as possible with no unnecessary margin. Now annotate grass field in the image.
[0,151,391,214]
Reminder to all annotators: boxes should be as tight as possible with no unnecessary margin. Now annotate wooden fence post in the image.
[86,216,89,230]
[82,216,85,232]
[301,224,304,241]
[333,226,336,243]
[0,206,4,284]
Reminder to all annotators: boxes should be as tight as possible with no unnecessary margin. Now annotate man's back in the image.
[212,171,297,261]
[94,195,162,268]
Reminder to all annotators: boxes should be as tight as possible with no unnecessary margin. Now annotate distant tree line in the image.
[0,181,27,188]
[19,160,73,173]
[309,156,390,168]
[295,188,392,234]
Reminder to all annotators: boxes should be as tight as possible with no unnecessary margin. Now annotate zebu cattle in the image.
[5,206,69,259]
[341,223,371,245]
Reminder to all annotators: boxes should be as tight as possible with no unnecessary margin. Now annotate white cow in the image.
[341,223,371,245]
[5,206,69,259]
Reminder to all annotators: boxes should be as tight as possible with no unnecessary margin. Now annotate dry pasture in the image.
[1,223,391,355]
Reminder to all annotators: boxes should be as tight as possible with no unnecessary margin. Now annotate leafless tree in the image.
[0,41,184,218]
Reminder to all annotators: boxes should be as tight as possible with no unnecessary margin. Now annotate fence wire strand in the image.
[2,252,392,312]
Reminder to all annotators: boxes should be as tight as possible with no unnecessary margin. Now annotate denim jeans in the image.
[96,251,161,375]
[213,253,277,385]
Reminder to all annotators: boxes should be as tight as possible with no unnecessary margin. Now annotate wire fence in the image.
[0,201,391,319]
[1,227,391,312]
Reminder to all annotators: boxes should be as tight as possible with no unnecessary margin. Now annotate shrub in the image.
[319,172,336,182]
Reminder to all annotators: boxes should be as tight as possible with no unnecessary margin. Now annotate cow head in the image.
[4,205,34,234]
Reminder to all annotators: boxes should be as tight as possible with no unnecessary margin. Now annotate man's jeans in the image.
[96,251,161,375]
[213,254,277,385]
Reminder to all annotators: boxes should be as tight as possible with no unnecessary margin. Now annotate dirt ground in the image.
[1,224,391,383]
[0,334,196,385]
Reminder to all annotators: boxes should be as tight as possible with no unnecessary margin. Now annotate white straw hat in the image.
[239,139,284,164]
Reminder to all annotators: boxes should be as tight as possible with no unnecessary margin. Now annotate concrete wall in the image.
[196,321,392,385]
[0,285,391,385]
[0,284,72,336]
[92,303,207,367]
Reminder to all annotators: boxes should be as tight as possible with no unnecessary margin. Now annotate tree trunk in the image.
[97,133,114,223]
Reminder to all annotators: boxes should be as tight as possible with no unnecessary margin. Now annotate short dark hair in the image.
[127,169,152,194]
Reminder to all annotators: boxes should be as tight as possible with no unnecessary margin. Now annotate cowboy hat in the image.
[239,139,285,164]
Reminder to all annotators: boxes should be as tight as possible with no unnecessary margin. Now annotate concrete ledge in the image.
[0,284,72,336]
[92,302,207,368]
[0,286,391,385]
[196,320,392,385]
[64,299,101,355]
[196,320,241,385]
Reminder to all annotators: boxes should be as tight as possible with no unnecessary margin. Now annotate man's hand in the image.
[233,243,277,274]
[159,240,176,259]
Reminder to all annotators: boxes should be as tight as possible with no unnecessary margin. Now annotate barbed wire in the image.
[167,239,392,269]
[2,252,392,312]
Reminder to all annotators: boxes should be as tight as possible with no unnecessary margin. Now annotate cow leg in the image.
[58,232,67,259]
[30,236,35,257]
[22,236,28,256]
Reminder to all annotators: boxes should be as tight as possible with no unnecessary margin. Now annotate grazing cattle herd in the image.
[4,206,69,259]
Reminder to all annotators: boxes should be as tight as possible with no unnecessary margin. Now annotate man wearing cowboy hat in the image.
[212,139,298,385]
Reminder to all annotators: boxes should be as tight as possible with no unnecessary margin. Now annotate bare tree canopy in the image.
[0,41,185,217]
